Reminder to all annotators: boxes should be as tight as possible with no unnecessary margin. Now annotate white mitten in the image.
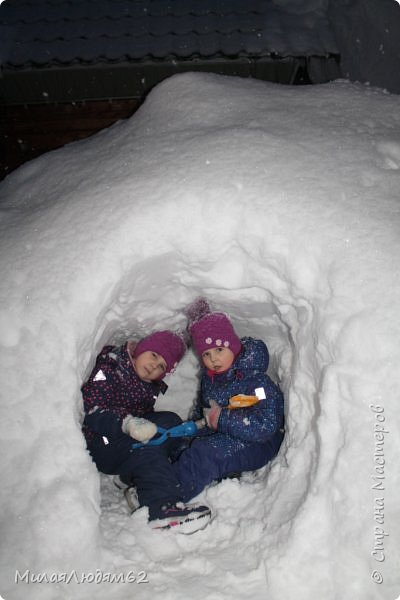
[122,415,157,443]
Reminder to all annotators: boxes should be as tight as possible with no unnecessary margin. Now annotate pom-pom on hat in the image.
[133,330,186,374]
[186,298,242,357]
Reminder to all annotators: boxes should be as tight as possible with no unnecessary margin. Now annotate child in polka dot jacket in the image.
[173,299,285,502]
[81,330,211,534]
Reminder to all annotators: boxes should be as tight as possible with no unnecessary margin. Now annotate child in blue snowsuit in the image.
[81,329,211,533]
[173,300,285,502]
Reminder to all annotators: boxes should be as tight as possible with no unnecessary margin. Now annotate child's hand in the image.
[204,400,222,431]
[122,415,157,443]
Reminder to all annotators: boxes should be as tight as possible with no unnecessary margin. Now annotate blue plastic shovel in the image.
[131,420,202,449]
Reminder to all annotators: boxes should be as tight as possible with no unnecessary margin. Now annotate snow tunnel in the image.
[1,72,399,600]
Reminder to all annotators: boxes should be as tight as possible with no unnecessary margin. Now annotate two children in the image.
[81,330,211,534]
[81,300,285,534]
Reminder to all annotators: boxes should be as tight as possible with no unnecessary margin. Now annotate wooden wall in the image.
[1,99,142,181]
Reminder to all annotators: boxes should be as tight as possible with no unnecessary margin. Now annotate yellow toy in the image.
[228,394,260,409]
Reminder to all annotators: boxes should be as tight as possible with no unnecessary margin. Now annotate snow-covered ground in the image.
[1,72,400,600]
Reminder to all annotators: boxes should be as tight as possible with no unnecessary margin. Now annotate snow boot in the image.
[150,501,212,534]
[113,476,140,513]
[124,486,140,513]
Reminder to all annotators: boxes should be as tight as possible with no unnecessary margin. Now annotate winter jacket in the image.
[193,337,284,444]
[81,343,167,445]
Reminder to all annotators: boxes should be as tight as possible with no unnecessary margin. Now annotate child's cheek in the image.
[202,358,211,369]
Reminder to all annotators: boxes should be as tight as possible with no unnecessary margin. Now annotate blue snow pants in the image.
[173,426,284,502]
[87,411,183,519]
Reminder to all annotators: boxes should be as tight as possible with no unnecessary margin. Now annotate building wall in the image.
[1,99,141,181]
[328,0,400,94]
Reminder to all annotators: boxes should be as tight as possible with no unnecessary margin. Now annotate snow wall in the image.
[0,72,399,600]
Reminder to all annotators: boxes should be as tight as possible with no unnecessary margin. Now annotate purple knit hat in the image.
[133,330,186,374]
[186,299,242,357]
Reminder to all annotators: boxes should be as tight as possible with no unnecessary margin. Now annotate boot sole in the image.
[150,509,212,534]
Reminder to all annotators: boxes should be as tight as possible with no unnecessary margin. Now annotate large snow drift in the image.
[0,72,399,600]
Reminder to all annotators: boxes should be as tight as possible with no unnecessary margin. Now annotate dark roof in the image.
[0,0,339,69]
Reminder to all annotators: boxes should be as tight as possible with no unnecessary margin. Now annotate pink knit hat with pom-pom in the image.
[133,330,186,374]
[186,298,242,357]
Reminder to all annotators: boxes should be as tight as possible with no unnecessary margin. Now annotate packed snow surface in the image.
[0,72,399,600]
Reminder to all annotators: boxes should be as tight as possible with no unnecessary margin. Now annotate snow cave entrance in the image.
[81,249,323,530]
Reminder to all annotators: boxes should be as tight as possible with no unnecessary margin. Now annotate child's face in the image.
[201,347,235,373]
[132,350,167,382]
